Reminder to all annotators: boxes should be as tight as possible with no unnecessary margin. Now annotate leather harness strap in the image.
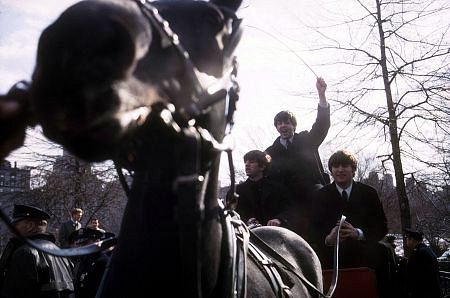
[245,237,293,298]
[229,214,249,298]
[248,230,325,297]
[231,212,292,298]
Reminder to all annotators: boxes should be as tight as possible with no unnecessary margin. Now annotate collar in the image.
[279,136,294,149]
[247,176,264,184]
[335,182,353,197]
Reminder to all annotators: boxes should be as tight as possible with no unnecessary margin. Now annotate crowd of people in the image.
[0,77,444,297]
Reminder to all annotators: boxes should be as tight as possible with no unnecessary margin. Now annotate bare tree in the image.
[34,151,127,234]
[305,0,450,253]
[3,141,127,238]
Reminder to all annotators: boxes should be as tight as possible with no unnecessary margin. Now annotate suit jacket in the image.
[309,181,388,269]
[59,219,81,248]
[265,105,330,202]
[233,177,294,226]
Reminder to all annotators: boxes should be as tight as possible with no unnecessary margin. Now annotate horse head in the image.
[27,0,244,296]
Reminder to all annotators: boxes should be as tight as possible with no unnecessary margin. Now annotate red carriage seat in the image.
[322,267,378,298]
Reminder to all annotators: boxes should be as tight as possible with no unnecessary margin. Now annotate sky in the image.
[1,0,447,186]
[0,0,340,184]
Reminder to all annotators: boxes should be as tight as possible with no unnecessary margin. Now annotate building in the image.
[0,160,31,193]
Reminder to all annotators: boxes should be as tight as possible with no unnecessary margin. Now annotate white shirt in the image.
[335,182,364,240]
[335,184,353,199]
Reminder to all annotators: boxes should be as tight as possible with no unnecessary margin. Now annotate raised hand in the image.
[316,77,327,105]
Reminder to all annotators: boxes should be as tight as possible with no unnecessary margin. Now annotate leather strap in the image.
[245,236,292,297]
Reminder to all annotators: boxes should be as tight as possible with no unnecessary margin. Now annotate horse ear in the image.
[210,0,242,11]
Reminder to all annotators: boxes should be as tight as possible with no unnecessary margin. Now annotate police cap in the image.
[11,204,50,224]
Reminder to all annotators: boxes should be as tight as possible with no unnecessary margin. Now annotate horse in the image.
[1,0,324,297]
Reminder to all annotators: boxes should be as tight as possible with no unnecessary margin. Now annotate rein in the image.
[0,207,117,257]
[245,216,347,298]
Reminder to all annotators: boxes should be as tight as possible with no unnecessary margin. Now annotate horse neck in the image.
[107,133,223,295]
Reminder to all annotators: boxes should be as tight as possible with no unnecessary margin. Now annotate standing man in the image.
[0,204,74,297]
[404,228,442,298]
[265,77,330,237]
[231,150,294,228]
[309,150,389,295]
[59,207,83,248]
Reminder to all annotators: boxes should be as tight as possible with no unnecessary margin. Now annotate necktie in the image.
[341,190,348,201]
[286,140,292,149]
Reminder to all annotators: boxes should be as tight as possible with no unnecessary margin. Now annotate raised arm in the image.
[316,77,328,107]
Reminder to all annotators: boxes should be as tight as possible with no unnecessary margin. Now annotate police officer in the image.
[404,228,442,298]
[0,204,74,297]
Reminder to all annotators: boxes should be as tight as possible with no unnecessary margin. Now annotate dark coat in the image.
[406,243,442,298]
[59,220,82,248]
[74,252,110,298]
[309,181,388,269]
[0,233,74,298]
[265,105,330,203]
[233,177,294,226]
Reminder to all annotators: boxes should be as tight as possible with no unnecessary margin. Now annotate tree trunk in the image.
[375,0,412,255]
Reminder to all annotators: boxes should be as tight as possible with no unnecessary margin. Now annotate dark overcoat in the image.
[406,243,442,298]
[0,233,74,298]
[59,220,82,248]
[265,104,330,203]
[309,181,388,269]
[234,177,294,226]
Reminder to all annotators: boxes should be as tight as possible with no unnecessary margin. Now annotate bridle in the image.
[0,0,240,258]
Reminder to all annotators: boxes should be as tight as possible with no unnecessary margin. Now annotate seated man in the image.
[230,150,294,228]
[87,218,106,233]
[309,150,389,296]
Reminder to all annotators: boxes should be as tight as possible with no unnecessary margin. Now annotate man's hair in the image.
[243,150,271,169]
[71,208,83,215]
[273,111,297,129]
[328,150,358,172]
